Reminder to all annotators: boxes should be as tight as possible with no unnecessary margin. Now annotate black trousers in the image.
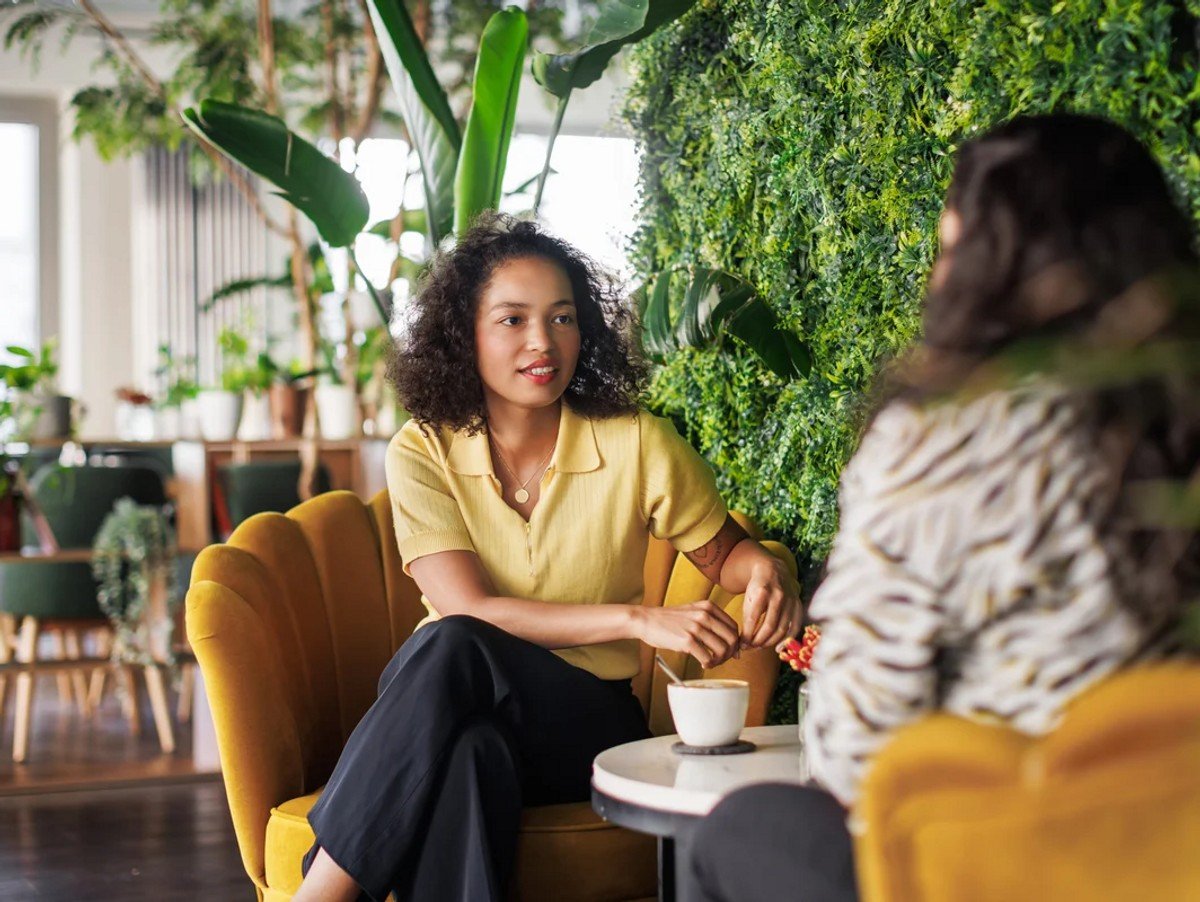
[303,615,651,902]
[686,783,858,902]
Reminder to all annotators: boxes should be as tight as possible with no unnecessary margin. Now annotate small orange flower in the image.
[779,625,820,673]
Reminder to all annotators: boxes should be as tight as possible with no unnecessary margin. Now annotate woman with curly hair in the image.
[296,212,802,902]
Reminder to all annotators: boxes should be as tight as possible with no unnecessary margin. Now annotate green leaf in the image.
[532,0,695,97]
[366,207,428,240]
[643,267,811,380]
[505,170,553,198]
[200,273,292,312]
[725,300,813,380]
[181,100,369,247]
[455,8,528,235]
[366,0,460,245]
[640,269,676,356]
[5,346,34,359]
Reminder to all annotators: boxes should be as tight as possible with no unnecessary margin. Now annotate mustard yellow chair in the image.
[854,661,1200,902]
[186,489,794,902]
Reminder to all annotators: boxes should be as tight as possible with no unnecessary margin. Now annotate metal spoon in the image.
[654,653,685,685]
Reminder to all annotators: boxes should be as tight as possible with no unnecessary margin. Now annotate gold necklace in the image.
[490,440,554,504]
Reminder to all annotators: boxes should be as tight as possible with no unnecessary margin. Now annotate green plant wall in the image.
[627,0,1200,577]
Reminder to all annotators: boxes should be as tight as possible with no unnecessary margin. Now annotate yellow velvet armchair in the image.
[855,661,1200,902]
[186,489,794,902]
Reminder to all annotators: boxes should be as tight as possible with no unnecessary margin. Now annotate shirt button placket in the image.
[525,522,534,576]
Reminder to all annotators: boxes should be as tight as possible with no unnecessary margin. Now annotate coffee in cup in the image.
[666,678,750,747]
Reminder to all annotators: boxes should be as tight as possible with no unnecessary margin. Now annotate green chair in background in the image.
[216,461,331,537]
[0,464,175,762]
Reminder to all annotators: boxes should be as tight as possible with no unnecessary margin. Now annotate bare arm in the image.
[684,514,803,649]
[408,549,741,667]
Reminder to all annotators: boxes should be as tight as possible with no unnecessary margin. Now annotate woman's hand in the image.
[633,601,741,669]
[740,556,802,650]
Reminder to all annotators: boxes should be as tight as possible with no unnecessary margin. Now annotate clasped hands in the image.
[634,556,802,669]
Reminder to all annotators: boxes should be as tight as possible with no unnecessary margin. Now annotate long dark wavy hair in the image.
[888,113,1200,617]
[389,212,648,434]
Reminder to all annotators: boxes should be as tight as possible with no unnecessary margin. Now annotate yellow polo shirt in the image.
[385,404,728,680]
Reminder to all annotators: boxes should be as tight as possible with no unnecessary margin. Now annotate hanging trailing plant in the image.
[91,498,180,670]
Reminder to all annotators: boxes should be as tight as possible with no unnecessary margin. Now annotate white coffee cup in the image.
[666,678,750,747]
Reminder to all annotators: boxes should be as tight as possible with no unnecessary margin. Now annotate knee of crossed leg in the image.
[413,614,498,660]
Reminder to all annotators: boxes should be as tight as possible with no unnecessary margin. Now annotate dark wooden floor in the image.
[0,670,215,795]
[0,781,250,900]
[0,670,247,899]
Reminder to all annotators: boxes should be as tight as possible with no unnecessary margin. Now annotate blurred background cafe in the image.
[0,0,639,895]
[4,0,1200,899]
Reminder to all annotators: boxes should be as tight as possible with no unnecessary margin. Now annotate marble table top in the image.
[592,724,807,819]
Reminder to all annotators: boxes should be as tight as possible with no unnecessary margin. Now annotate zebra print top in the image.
[803,382,1182,806]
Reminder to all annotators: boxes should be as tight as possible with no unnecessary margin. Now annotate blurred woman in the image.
[688,113,1200,902]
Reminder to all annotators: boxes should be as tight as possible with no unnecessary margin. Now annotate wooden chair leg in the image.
[176,662,194,724]
[63,630,90,715]
[86,630,111,713]
[51,631,73,707]
[143,665,175,754]
[0,614,14,730]
[13,617,40,764]
[119,666,141,736]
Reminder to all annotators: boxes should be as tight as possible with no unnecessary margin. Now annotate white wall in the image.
[59,136,134,438]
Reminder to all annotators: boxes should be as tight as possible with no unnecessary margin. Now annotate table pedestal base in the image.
[658,836,675,902]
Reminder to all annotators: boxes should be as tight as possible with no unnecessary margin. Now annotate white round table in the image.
[591,725,806,901]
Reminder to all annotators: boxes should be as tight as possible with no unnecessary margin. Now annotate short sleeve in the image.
[386,422,476,574]
[638,412,728,552]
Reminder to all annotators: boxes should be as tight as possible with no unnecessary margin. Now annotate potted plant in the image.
[355,325,406,436]
[91,497,180,668]
[114,386,156,440]
[265,355,315,439]
[3,340,75,440]
[314,370,360,441]
[236,348,277,442]
[153,344,200,440]
[197,328,251,441]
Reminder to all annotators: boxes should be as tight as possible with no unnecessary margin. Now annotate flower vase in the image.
[797,683,809,742]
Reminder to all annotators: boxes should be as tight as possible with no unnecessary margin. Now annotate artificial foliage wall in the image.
[627,0,1200,575]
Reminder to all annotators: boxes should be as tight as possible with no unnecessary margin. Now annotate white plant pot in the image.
[315,384,359,440]
[179,398,202,439]
[237,391,272,441]
[197,390,244,441]
[154,406,181,441]
[115,401,155,442]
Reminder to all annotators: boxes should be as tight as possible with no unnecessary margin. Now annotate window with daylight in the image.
[335,132,641,329]
[0,121,41,361]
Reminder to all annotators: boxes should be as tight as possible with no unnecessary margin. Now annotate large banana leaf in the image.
[455,8,528,235]
[530,0,697,214]
[638,266,675,357]
[182,100,369,248]
[532,0,696,97]
[641,267,811,380]
[367,0,460,246]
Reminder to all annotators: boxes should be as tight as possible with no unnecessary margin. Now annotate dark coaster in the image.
[671,739,757,756]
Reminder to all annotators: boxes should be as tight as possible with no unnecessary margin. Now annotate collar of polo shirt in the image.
[446,402,601,476]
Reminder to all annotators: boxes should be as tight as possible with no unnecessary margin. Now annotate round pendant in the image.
[514,488,530,504]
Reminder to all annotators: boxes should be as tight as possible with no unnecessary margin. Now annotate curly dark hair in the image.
[389,212,649,434]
